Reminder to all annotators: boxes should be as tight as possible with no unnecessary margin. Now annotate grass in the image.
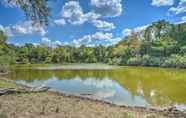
[0,80,17,88]
[0,113,7,118]
[11,63,117,70]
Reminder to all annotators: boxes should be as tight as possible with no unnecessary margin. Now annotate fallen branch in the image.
[30,86,50,92]
[0,86,50,96]
[0,88,17,95]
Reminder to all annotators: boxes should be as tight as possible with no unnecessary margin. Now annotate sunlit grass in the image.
[0,79,17,88]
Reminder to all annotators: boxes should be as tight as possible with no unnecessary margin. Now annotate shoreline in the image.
[0,77,186,118]
[10,63,186,71]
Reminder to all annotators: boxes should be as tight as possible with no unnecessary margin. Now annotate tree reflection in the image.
[7,66,186,107]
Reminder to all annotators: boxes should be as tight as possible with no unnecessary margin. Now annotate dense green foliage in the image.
[113,20,186,68]
[0,30,16,72]
[0,20,186,69]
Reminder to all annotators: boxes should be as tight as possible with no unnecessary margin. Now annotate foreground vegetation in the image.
[1,20,186,72]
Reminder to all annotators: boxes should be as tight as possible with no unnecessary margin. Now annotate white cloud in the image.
[61,1,86,25]
[55,1,116,31]
[92,20,115,31]
[90,32,113,40]
[83,78,115,88]
[32,43,39,47]
[60,1,100,25]
[122,28,132,37]
[151,0,174,7]
[122,25,148,37]
[4,21,47,37]
[0,25,5,32]
[72,32,112,46]
[72,32,121,47]
[181,16,186,22]
[91,0,122,17]
[108,37,122,45]
[84,12,100,21]
[54,19,66,26]
[54,40,62,46]
[176,16,186,24]
[41,37,51,46]
[133,25,149,33]
[180,0,186,4]
[169,0,186,14]
[41,37,62,47]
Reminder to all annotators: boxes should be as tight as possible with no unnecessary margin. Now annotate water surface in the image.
[7,64,186,107]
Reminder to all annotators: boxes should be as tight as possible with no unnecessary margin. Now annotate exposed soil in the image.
[0,92,169,118]
[0,78,185,118]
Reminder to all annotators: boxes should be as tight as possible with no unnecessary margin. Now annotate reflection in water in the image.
[16,77,149,106]
[7,66,186,107]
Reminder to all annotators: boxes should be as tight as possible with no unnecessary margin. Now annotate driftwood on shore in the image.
[0,71,9,76]
[0,88,17,95]
[0,87,50,96]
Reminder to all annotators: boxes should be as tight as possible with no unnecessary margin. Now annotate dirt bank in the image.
[0,78,185,118]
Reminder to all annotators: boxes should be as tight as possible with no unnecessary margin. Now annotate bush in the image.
[112,57,122,65]
[180,46,186,55]
[150,57,162,66]
[0,55,15,73]
[162,54,186,68]
[141,55,151,66]
[127,57,141,66]
[179,55,186,68]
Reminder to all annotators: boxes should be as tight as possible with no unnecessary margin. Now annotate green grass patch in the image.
[0,113,7,118]
[0,80,17,88]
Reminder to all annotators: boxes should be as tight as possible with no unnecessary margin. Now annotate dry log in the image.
[0,88,18,95]
[0,86,50,96]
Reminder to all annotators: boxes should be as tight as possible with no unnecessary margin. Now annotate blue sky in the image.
[0,0,186,46]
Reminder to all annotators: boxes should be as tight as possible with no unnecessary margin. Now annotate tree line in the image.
[0,20,186,70]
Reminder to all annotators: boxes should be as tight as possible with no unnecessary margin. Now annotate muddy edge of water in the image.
[0,77,186,118]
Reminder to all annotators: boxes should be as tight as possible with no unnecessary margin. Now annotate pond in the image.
[7,64,186,107]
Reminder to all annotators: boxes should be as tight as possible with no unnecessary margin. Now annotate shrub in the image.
[112,57,122,65]
[127,57,141,66]
[180,46,186,55]
[150,57,162,66]
[162,54,186,68]
[141,55,151,66]
[0,55,15,73]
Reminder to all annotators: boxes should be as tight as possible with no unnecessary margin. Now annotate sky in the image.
[0,0,186,47]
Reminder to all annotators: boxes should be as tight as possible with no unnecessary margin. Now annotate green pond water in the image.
[7,64,186,107]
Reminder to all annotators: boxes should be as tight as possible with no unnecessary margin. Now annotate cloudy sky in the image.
[0,0,186,46]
